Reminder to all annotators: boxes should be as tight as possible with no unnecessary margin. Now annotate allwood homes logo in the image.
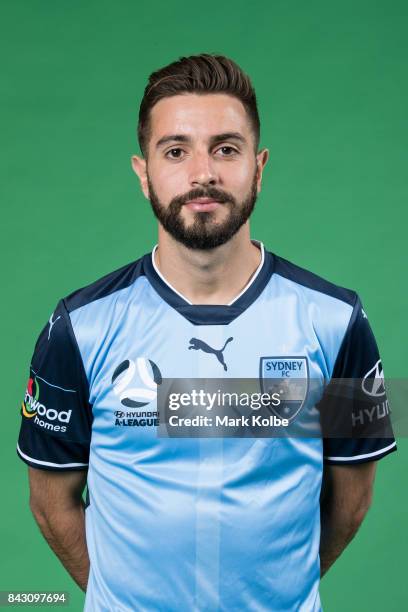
[21,376,72,432]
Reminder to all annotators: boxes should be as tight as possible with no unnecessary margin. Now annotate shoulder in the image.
[272,252,358,308]
[269,252,364,368]
[31,255,147,365]
[62,255,147,315]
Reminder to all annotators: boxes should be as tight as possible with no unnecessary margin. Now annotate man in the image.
[17,54,396,611]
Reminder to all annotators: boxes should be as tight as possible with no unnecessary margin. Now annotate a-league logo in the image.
[112,358,162,408]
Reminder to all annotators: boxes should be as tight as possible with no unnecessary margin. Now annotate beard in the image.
[146,170,259,250]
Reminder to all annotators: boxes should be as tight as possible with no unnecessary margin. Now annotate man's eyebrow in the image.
[155,134,190,148]
[209,132,246,146]
[155,132,247,149]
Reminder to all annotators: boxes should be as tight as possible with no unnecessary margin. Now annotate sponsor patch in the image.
[362,359,385,398]
[21,373,75,433]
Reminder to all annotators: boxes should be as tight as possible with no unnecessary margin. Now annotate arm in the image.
[319,461,377,578]
[28,466,89,592]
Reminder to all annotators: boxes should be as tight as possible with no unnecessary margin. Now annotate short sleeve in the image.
[319,296,397,465]
[17,299,92,470]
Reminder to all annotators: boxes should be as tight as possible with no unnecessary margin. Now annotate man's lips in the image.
[184,198,223,212]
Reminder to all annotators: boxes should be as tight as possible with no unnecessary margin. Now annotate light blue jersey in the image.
[18,241,396,611]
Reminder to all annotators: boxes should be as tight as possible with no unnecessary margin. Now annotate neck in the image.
[153,225,262,305]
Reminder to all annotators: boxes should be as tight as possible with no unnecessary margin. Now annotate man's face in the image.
[132,93,268,250]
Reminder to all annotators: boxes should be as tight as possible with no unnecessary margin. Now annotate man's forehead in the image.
[150,93,250,140]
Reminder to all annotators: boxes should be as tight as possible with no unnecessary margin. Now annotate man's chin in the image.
[170,236,231,251]
[163,223,242,250]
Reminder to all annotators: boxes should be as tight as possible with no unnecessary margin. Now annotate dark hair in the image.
[138,53,260,157]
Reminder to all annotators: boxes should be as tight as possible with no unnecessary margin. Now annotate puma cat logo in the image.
[188,337,234,371]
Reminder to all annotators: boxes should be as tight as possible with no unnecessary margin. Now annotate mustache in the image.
[170,187,235,208]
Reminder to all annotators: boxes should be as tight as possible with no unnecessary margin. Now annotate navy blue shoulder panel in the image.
[272,253,357,306]
[64,257,145,314]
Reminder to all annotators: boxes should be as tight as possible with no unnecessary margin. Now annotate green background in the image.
[1,0,406,609]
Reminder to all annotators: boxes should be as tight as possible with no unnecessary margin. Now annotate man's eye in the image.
[165,148,184,159]
[217,146,238,156]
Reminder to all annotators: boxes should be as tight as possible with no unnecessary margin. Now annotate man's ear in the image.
[131,155,149,199]
[255,148,269,193]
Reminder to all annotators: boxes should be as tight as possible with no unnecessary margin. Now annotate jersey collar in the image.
[142,240,274,325]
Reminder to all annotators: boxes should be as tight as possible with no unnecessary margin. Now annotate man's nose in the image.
[189,153,218,187]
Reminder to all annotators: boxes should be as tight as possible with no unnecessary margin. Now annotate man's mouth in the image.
[184,198,223,212]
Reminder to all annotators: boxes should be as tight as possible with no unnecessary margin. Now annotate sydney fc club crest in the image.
[259,356,309,422]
